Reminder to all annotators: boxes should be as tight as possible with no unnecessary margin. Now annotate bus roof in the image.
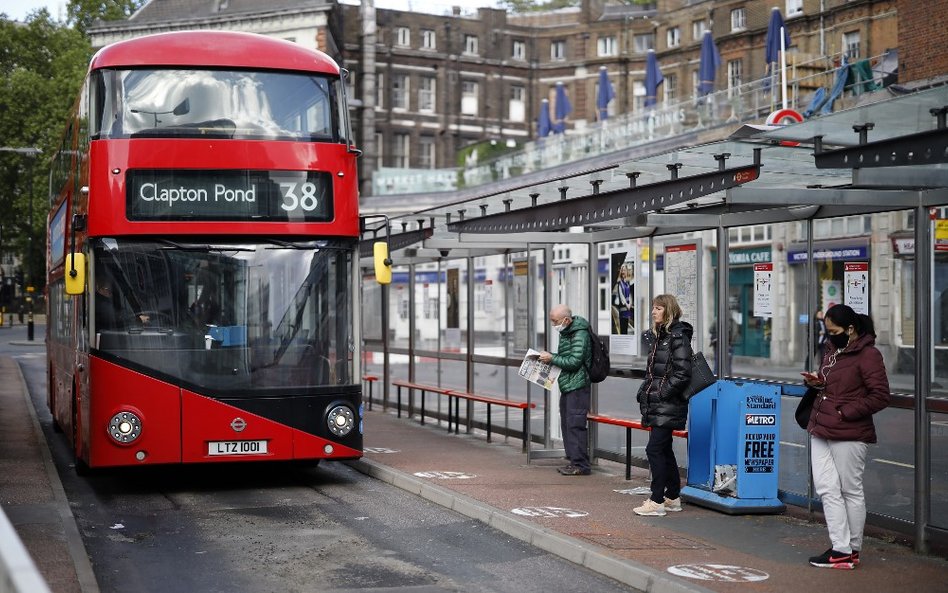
[90,31,340,75]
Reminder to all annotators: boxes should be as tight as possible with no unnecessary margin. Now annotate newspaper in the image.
[518,349,561,390]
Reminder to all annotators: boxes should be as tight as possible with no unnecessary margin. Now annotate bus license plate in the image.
[207,440,268,456]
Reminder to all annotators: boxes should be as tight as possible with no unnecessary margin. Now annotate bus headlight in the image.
[108,411,142,444]
[327,405,355,437]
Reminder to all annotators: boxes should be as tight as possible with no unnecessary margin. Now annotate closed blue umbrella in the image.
[596,66,615,120]
[537,98,551,138]
[697,31,720,97]
[764,7,791,68]
[644,49,664,108]
[553,81,572,134]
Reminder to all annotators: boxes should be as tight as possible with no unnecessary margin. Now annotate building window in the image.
[464,34,478,55]
[392,74,409,110]
[664,73,677,105]
[633,33,654,53]
[551,40,566,61]
[666,27,680,49]
[421,28,436,50]
[632,80,645,113]
[598,35,617,57]
[509,85,525,122]
[375,132,383,169]
[376,72,384,109]
[461,81,479,116]
[419,135,435,169]
[728,225,772,243]
[512,39,526,61]
[692,20,707,41]
[727,59,743,97]
[786,0,803,17]
[691,69,699,99]
[393,133,410,168]
[395,27,410,47]
[418,77,436,113]
[843,31,861,60]
[730,8,746,31]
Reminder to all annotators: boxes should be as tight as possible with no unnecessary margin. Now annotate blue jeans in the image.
[559,386,590,471]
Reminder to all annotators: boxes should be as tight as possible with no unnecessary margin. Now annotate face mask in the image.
[553,320,568,333]
[828,331,850,350]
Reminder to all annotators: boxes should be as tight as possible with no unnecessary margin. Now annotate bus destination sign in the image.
[126,169,334,222]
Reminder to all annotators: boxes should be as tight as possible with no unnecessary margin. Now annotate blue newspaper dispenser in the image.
[681,379,785,514]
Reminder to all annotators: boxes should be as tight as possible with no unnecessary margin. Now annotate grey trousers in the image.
[811,436,869,553]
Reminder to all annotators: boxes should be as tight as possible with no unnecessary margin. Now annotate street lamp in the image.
[0,146,43,341]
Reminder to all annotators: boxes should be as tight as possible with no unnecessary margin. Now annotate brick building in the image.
[87,0,915,196]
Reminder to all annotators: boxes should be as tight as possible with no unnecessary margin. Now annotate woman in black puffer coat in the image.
[633,294,694,516]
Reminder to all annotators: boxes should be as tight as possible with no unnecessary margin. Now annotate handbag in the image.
[795,387,818,430]
[683,351,716,400]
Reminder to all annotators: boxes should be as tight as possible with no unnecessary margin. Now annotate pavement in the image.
[2,339,947,592]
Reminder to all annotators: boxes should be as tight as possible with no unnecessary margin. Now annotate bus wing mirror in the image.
[173,98,190,116]
[373,242,392,285]
[64,253,86,295]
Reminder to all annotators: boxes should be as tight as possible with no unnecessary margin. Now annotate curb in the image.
[347,458,715,593]
[14,361,100,593]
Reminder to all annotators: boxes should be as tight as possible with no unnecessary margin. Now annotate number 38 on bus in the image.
[45,31,391,473]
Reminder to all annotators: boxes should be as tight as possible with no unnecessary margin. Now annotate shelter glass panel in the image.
[931,411,948,530]
[441,262,468,355]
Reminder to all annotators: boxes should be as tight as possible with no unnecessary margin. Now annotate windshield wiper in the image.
[156,239,254,253]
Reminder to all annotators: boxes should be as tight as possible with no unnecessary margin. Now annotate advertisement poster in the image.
[512,258,531,352]
[445,268,461,351]
[664,241,700,327]
[821,279,842,312]
[608,249,638,356]
[844,262,869,315]
[753,263,773,318]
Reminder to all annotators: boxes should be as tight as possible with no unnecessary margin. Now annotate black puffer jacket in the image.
[636,320,694,430]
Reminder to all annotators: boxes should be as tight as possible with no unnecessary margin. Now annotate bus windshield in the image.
[92,68,346,142]
[91,237,354,392]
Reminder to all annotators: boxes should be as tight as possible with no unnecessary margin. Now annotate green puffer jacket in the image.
[551,315,592,393]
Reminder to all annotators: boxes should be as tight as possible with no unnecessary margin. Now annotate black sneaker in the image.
[808,548,855,569]
[557,464,576,474]
[558,466,591,476]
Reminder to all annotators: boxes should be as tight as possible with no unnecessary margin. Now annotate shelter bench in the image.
[362,374,379,411]
[587,413,688,480]
[444,390,536,453]
[391,379,454,421]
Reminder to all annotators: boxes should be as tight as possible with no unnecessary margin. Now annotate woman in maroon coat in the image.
[802,304,890,570]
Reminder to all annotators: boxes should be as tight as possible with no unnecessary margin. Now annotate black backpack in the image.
[585,327,610,383]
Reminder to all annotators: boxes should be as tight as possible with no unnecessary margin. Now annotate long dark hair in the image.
[824,304,875,337]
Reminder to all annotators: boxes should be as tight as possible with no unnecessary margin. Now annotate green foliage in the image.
[0,11,91,290]
[67,0,144,34]
[499,0,578,13]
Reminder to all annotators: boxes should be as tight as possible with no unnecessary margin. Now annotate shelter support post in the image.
[914,204,932,554]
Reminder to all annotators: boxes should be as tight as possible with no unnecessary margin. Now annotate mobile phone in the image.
[801,372,818,381]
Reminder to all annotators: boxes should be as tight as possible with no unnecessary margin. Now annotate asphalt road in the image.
[7,328,640,593]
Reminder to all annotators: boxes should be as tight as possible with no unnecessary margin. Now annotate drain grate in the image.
[577,534,715,550]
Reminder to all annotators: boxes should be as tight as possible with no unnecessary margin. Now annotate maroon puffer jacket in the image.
[807,332,890,443]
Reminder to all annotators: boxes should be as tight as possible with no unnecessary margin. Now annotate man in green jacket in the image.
[539,304,592,475]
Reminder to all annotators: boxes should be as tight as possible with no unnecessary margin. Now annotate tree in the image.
[499,0,577,13]
[67,0,145,34]
[0,11,91,292]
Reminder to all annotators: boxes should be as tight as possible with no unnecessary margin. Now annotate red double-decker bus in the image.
[46,31,383,472]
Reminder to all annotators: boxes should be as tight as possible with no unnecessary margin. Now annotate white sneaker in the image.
[664,497,683,512]
[633,499,667,516]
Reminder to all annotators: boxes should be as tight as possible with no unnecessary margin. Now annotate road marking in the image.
[511,507,588,518]
[668,564,769,582]
[413,471,477,479]
[873,458,914,469]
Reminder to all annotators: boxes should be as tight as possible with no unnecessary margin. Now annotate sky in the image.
[0,0,503,22]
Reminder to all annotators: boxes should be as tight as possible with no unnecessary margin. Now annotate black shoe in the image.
[558,466,591,476]
[808,548,855,569]
[557,464,576,473]
[852,550,860,566]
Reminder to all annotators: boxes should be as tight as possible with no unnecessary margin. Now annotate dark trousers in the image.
[559,386,590,471]
[645,427,680,504]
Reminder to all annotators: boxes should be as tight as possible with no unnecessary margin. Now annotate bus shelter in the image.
[360,84,948,554]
